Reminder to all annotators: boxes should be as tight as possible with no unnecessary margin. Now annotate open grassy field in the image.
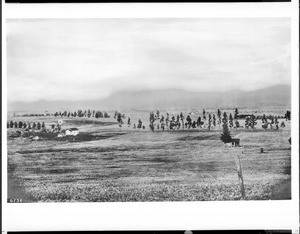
[7,112,291,202]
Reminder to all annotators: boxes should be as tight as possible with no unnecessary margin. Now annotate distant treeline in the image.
[237,114,286,119]
[20,113,46,117]
[18,109,110,118]
[53,110,110,118]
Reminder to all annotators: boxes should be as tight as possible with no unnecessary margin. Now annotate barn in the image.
[65,128,79,136]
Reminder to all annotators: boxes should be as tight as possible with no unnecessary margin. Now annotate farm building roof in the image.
[69,128,79,131]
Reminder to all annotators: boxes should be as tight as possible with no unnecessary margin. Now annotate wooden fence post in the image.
[235,151,246,200]
[260,148,264,153]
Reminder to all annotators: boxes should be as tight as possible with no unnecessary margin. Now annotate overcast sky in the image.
[6,18,290,102]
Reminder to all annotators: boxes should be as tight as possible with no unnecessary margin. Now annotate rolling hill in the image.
[8,84,291,112]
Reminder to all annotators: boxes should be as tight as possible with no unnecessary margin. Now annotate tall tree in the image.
[217,109,222,128]
[156,110,160,120]
[176,115,180,124]
[269,115,274,129]
[245,116,250,129]
[196,116,202,128]
[285,110,291,121]
[217,109,222,119]
[180,112,184,129]
[170,116,176,130]
[127,117,131,126]
[212,114,216,128]
[203,109,206,120]
[274,116,279,130]
[222,112,228,125]
[149,112,155,131]
[37,122,41,130]
[166,113,170,129]
[137,119,142,130]
[160,115,165,131]
[208,113,212,131]
[234,108,239,119]
[220,121,232,145]
[117,113,123,131]
[229,113,234,128]
[186,115,192,129]
[262,114,267,123]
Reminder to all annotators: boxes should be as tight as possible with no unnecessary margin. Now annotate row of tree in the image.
[219,110,290,145]
[21,114,46,117]
[7,121,46,130]
[53,109,110,118]
[116,108,289,132]
[146,110,236,131]
[19,110,111,118]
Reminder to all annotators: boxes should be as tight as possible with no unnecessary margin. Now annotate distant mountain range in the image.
[8,84,291,113]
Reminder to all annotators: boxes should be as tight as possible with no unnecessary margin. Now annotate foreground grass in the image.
[27,180,277,202]
[7,127,291,202]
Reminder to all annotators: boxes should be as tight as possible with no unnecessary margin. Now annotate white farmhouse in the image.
[65,128,79,136]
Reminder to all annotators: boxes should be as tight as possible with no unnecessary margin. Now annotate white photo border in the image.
[2,1,299,232]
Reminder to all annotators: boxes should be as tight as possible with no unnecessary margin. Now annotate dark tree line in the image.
[147,109,218,132]
[7,121,46,130]
[142,108,290,132]
[21,113,47,117]
[53,109,110,118]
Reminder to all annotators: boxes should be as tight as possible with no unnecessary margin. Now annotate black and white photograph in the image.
[6,17,292,203]
[2,2,299,232]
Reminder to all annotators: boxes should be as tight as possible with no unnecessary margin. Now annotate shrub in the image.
[220,122,232,144]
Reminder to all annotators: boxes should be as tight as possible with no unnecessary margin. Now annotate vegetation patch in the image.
[64,119,118,126]
[21,132,126,143]
[178,134,220,141]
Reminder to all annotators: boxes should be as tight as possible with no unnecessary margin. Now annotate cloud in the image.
[6,18,291,102]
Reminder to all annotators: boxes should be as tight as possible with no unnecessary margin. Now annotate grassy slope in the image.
[7,116,291,202]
